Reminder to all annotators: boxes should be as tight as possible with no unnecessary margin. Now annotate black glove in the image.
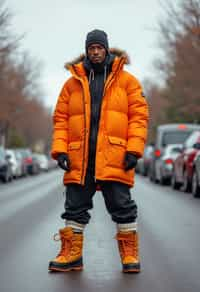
[57,153,70,171]
[124,152,138,171]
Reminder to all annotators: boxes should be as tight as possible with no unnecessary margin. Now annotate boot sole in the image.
[123,263,141,273]
[123,268,140,273]
[49,266,83,272]
[48,258,83,272]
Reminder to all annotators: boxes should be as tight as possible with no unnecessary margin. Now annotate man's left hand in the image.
[124,152,138,171]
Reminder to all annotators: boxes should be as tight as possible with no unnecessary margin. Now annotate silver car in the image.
[192,150,200,198]
[149,123,200,183]
[156,144,183,185]
[33,153,49,172]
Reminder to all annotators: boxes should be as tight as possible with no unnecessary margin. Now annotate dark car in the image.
[192,150,200,198]
[171,131,200,192]
[149,123,200,183]
[0,146,13,183]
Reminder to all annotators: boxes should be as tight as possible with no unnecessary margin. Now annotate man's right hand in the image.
[57,153,70,171]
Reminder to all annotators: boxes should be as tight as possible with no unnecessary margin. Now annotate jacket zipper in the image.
[103,59,123,95]
[72,58,123,183]
[71,66,88,185]
[95,59,123,180]
[94,74,115,181]
[81,88,87,185]
[93,78,99,183]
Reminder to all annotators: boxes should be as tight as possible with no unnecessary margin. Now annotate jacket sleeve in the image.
[126,74,149,158]
[51,82,70,159]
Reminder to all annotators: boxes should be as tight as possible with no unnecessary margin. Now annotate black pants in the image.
[61,169,137,225]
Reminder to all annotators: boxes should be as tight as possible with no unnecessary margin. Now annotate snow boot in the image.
[116,230,140,273]
[49,227,83,272]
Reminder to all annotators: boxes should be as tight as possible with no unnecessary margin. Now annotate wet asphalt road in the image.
[0,169,200,292]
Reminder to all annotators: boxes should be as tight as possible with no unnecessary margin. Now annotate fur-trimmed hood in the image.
[65,48,130,70]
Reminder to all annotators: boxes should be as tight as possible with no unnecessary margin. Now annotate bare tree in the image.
[143,79,168,142]
[156,0,200,123]
[0,1,52,151]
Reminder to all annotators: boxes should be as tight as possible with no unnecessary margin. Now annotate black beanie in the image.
[85,29,109,52]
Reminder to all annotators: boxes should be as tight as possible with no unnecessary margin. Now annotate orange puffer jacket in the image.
[51,48,149,187]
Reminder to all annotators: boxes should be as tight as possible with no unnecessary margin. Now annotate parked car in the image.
[192,150,200,198]
[149,123,200,183]
[5,149,23,178]
[171,131,200,192]
[30,153,40,175]
[137,144,154,176]
[33,153,49,172]
[14,149,28,176]
[0,146,13,183]
[17,148,39,175]
[48,156,58,170]
[155,144,183,185]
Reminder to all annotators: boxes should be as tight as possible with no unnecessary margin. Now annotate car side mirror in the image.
[193,143,200,150]
[173,147,182,153]
[5,154,11,160]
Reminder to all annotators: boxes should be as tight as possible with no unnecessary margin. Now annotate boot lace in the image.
[53,233,72,257]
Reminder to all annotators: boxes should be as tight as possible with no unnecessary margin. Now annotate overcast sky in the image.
[7,0,163,108]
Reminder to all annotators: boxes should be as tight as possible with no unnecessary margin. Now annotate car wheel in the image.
[153,168,159,184]
[8,173,13,182]
[143,169,147,176]
[192,170,200,198]
[160,175,169,185]
[182,169,191,193]
[171,170,181,190]
[160,172,164,185]
[2,172,9,183]
[152,173,158,183]
[148,167,153,181]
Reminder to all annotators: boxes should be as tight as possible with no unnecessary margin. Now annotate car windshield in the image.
[165,145,182,154]
[162,131,192,146]
[20,149,32,157]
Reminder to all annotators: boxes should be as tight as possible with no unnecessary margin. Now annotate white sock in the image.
[117,222,137,232]
[65,220,85,232]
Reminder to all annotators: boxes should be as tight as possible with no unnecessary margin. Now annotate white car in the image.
[33,153,49,171]
[6,149,23,178]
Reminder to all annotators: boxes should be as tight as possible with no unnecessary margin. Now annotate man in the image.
[49,29,149,273]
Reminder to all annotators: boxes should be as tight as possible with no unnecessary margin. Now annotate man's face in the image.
[87,43,106,64]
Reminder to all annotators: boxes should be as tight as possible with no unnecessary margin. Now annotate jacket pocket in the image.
[68,141,81,170]
[68,141,81,150]
[108,136,127,147]
[105,136,127,168]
